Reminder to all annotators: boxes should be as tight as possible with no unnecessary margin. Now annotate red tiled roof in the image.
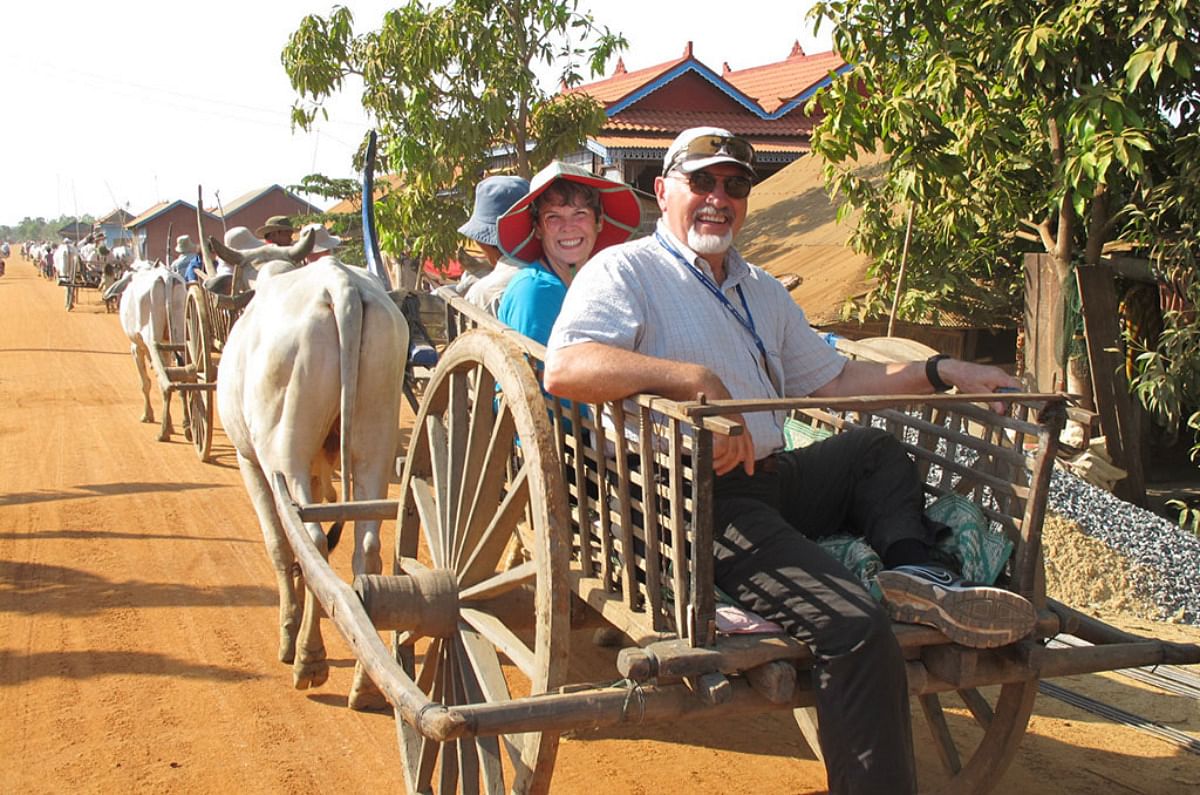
[604,109,815,136]
[725,49,846,113]
[566,52,690,107]
[594,132,808,156]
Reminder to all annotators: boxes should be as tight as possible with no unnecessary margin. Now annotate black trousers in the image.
[712,427,928,794]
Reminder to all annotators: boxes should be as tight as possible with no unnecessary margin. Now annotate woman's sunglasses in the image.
[671,171,753,199]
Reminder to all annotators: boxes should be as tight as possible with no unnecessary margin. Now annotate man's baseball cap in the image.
[662,127,756,176]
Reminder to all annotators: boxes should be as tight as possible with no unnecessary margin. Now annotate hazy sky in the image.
[1,1,829,226]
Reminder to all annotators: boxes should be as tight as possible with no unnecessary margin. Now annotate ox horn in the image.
[208,235,244,267]
[207,227,316,269]
[285,226,317,263]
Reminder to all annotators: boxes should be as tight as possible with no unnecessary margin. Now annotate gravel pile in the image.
[1047,465,1200,625]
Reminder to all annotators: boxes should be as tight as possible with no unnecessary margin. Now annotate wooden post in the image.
[1075,265,1146,506]
[1022,253,1066,392]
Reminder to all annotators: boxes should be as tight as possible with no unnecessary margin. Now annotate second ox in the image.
[118,261,189,441]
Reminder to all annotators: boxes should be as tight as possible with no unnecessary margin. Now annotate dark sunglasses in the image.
[665,134,756,173]
[671,171,754,199]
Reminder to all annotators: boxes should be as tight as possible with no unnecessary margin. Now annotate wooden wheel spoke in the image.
[452,385,511,569]
[459,560,536,602]
[958,688,994,729]
[425,415,453,561]
[459,608,537,678]
[450,366,497,560]
[458,464,529,588]
[444,643,480,795]
[444,367,471,541]
[411,640,449,792]
[397,556,431,575]
[437,648,459,792]
[919,692,962,775]
[459,628,526,777]
[415,638,444,695]
[410,477,446,566]
[457,627,512,703]
[452,637,503,794]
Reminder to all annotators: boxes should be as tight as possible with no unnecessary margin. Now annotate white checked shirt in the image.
[548,221,846,460]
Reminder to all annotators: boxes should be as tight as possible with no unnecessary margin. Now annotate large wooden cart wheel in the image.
[910,677,1038,793]
[184,285,214,462]
[395,329,571,795]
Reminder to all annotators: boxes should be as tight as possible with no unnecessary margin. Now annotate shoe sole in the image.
[876,571,1036,649]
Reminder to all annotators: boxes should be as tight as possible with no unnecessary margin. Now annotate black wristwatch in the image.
[925,354,952,392]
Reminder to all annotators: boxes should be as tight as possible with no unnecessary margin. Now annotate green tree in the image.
[810,0,1196,314]
[809,0,1199,448]
[283,1,623,266]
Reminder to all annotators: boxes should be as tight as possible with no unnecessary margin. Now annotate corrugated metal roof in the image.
[738,151,887,324]
[95,208,134,225]
[218,184,323,217]
[125,201,178,228]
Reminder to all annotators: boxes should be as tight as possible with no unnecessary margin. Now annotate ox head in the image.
[207,226,317,268]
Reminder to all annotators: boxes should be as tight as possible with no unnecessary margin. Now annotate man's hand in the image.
[713,415,756,476]
[938,359,1022,413]
[694,372,756,476]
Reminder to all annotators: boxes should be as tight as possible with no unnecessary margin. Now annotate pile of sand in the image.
[1042,513,1161,619]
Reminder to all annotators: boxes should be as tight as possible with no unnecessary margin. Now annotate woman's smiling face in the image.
[534,196,601,274]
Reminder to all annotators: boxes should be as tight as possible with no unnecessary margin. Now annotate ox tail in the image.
[147,272,170,347]
[330,271,364,502]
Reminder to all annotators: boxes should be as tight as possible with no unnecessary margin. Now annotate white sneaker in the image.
[876,564,1036,649]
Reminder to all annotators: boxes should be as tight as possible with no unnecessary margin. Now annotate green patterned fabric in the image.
[783,417,833,449]
[925,493,1013,585]
[781,419,1014,594]
[814,493,1012,599]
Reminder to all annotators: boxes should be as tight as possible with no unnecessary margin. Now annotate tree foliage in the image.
[0,215,96,243]
[809,0,1198,327]
[282,1,623,265]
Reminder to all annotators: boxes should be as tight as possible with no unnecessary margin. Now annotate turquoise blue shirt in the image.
[496,258,587,433]
[497,259,566,346]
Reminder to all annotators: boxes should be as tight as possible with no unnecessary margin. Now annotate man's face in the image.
[654,162,750,258]
[534,197,600,272]
[265,230,294,246]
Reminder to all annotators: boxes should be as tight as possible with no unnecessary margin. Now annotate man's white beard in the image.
[688,228,733,255]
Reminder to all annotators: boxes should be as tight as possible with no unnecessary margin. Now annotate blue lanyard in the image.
[655,232,772,368]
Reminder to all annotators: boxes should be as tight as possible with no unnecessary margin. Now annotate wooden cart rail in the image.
[268,293,1200,794]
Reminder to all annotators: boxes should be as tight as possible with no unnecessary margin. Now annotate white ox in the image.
[118,262,190,441]
[217,254,407,708]
[52,242,77,281]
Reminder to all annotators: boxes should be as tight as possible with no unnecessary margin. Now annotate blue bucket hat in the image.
[458,175,531,247]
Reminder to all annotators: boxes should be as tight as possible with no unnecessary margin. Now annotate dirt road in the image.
[1,252,1198,793]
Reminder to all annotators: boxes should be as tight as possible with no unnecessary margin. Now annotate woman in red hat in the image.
[495,161,640,345]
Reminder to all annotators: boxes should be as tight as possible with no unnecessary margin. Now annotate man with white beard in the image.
[544,127,1031,794]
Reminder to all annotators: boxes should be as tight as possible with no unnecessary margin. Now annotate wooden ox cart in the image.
[144,191,314,462]
[57,249,105,312]
[263,291,1199,794]
[134,194,252,463]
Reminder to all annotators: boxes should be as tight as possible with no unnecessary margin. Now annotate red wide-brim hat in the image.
[497,161,641,264]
